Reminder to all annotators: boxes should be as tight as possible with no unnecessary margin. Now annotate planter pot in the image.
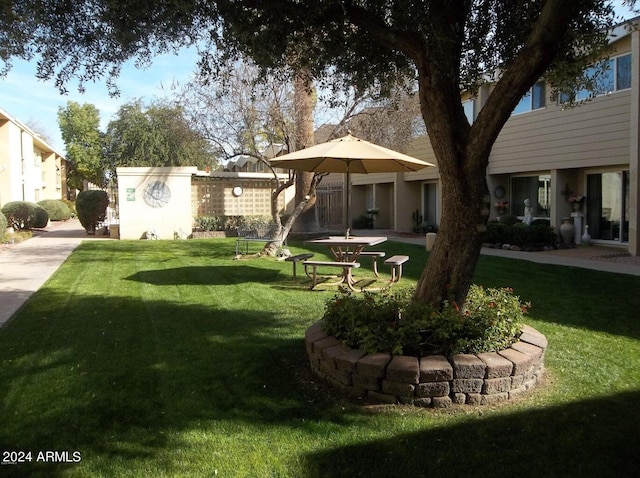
[560,218,574,244]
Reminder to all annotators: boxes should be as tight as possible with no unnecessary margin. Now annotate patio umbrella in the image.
[269,133,435,232]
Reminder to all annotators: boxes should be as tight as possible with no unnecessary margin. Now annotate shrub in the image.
[321,285,528,357]
[194,215,223,231]
[0,210,7,235]
[351,214,373,229]
[412,222,439,234]
[38,199,72,221]
[483,221,557,248]
[31,206,49,228]
[61,199,77,218]
[1,201,36,230]
[76,190,109,234]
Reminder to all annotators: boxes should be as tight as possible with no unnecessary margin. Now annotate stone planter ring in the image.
[304,322,547,407]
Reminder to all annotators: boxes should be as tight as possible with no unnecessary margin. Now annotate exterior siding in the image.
[490,91,631,173]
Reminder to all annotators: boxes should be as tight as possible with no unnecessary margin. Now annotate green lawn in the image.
[1,238,639,477]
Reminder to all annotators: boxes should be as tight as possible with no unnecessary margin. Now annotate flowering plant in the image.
[568,194,585,204]
[494,200,509,211]
[366,207,379,215]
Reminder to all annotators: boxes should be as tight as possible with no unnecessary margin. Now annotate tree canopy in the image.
[58,101,105,189]
[1,0,629,308]
[103,99,216,175]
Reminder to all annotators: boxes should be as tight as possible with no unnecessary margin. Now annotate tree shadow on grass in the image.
[124,265,286,286]
[0,290,346,477]
[301,390,640,478]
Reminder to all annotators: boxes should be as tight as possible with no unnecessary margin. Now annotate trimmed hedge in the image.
[0,201,50,230]
[1,201,36,230]
[31,206,49,228]
[38,199,72,221]
[76,190,109,234]
[483,221,557,249]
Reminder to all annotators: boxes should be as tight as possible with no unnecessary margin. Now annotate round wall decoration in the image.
[494,185,506,199]
[143,181,171,208]
[232,186,244,197]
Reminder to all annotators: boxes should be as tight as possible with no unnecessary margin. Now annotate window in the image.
[513,81,546,115]
[462,99,475,124]
[422,182,438,226]
[616,54,632,90]
[561,53,632,102]
[586,171,629,242]
[511,175,551,217]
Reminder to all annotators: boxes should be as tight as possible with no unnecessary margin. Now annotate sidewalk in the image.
[0,219,102,327]
[381,230,640,277]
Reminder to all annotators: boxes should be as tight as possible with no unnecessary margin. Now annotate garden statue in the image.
[523,198,533,225]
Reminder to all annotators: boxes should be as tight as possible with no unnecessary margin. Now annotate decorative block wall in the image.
[304,322,547,407]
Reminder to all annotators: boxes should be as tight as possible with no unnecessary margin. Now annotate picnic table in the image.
[303,235,387,290]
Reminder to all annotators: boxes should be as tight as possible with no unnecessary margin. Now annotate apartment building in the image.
[0,107,68,208]
[350,21,640,256]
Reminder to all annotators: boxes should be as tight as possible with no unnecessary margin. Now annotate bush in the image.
[321,285,528,357]
[498,214,519,226]
[194,215,223,231]
[1,201,36,230]
[38,199,72,221]
[351,214,373,229]
[61,199,77,218]
[31,206,49,228]
[0,210,7,235]
[412,222,439,234]
[76,190,109,234]
[483,221,557,248]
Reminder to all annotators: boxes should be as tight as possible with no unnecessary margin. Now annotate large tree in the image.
[0,0,624,308]
[103,99,216,175]
[57,101,105,189]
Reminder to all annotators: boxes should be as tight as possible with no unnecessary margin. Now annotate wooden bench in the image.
[346,251,386,277]
[303,260,361,290]
[384,255,409,283]
[285,253,314,282]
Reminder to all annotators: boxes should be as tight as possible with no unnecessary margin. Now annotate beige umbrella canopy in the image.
[269,133,435,231]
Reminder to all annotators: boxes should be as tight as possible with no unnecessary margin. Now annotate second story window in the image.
[513,81,546,115]
[561,53,632,102]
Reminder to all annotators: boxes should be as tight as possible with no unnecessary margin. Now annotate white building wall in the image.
[116,167,197,240]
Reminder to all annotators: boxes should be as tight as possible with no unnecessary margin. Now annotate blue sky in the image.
[0,47,200,152]
[0,2,636,154]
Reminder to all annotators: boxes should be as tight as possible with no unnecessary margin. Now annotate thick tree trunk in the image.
[414,155,489,305]
[293,69,317,231]
[407,0,580,308]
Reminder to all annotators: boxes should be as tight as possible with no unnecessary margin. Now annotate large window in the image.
[423,182,438,226]
[586,171,629,242]
[561,53,632,102]
[511,175,551,217]
[513,81,546,115]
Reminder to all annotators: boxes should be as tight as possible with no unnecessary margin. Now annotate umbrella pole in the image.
[345,165,351,237]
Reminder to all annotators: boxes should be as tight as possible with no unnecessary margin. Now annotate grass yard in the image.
[0,238,639,477]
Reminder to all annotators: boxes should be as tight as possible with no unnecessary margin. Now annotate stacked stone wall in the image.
[304,322,547,407]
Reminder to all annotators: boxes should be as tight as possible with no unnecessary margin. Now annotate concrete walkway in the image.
[380,230,640,276]
[1,222,638,328]
[0,219,100,327]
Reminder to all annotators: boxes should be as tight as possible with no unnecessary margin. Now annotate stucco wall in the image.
[117,167,197,240]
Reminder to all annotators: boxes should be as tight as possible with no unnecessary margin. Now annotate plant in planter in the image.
[321,285,529,357]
